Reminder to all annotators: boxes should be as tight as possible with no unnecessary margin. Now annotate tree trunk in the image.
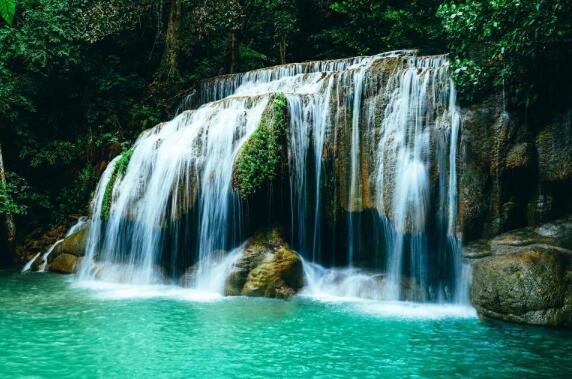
[0,143,16,267]
[228,32,239,74]
[279,36,286,64]
[158,0,182,83]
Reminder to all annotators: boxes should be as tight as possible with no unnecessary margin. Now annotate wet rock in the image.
[16,224,70,267]
[224,229,304,299]
[459,99,572,241]
[48,254,81,274]
[52,223,90,259]
[536,116,572,182]
[400,277,425,301]
[179,265,198,287]
[468,215,572,327]
[472,245,572,327]
[46,223,90,271]
[463,241,492,260]
[505,142,535,170]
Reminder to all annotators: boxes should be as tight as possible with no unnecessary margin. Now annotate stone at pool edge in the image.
[467,215,572,327]
[49,254,82,274]
[46,222,90,274]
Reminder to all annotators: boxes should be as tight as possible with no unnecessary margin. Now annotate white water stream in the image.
[77,51,468,303]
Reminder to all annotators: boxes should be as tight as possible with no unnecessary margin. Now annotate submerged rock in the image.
[224,229,304,299]
[468,215,572,327]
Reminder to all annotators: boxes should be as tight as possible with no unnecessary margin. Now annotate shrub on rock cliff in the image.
[232,94,289,198]
[102,147,133,219]
[438,0,572,106]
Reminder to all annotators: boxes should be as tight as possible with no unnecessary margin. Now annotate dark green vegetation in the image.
[101,147,132,219]
[0,0,571,266]
[233,94,289,197]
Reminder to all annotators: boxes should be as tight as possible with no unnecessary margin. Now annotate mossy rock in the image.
[232,94,289,198]
[224,229,304,299]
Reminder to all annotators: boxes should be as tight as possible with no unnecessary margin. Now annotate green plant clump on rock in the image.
[102,148,134,220]
[233,94,289,197]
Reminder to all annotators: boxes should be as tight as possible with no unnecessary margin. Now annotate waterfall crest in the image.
[79,51,467,303]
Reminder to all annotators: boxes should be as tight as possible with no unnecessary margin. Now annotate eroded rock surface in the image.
[49,254,82,274]
[467,215,572,327]
[225,229,304,299]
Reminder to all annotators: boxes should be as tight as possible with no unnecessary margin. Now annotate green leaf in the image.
[0,0,15,25]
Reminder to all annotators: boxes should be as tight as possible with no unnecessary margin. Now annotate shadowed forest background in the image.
[0,0,571,266]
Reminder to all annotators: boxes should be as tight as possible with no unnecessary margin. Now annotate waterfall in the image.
[79,51,466,303]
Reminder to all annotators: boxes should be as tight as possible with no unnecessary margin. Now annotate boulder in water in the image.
[46,222,90,274]
[468,215,572,327]
[51,222,90,260]
[49,254,81,274]
[224,229,304,299]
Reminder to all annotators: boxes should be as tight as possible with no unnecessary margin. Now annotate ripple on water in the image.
[1,272,571,379]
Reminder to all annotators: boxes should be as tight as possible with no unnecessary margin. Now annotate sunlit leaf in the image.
[0,0,15,25]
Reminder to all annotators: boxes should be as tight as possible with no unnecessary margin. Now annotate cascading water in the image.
[79,51,468,303]
[80,97,267,285]
[22,217,88,273]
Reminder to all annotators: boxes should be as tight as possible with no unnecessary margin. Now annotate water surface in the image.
[1,272,570,378]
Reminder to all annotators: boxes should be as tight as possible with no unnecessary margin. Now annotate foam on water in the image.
[73,280,224,302]
[352,301,477,320]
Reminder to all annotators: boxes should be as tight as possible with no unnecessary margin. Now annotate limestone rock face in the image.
[468,216,572,327]
[17,224,70,267]
[536,117,572,182]
[460,100,572,241]
[224,229,304,299]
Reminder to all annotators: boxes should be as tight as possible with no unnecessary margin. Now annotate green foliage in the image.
[22,141,79,168]
[265,0,298,43]
[0,172,48,216]
[438,0,572,105]
[1,0,570,239]
[0,0,15,25]
[55,165,97,219]
[102,147,133,219]
[319,0,444,56]
[237,45,270,72]
[0,172,28,215]
[233,94,288,198]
